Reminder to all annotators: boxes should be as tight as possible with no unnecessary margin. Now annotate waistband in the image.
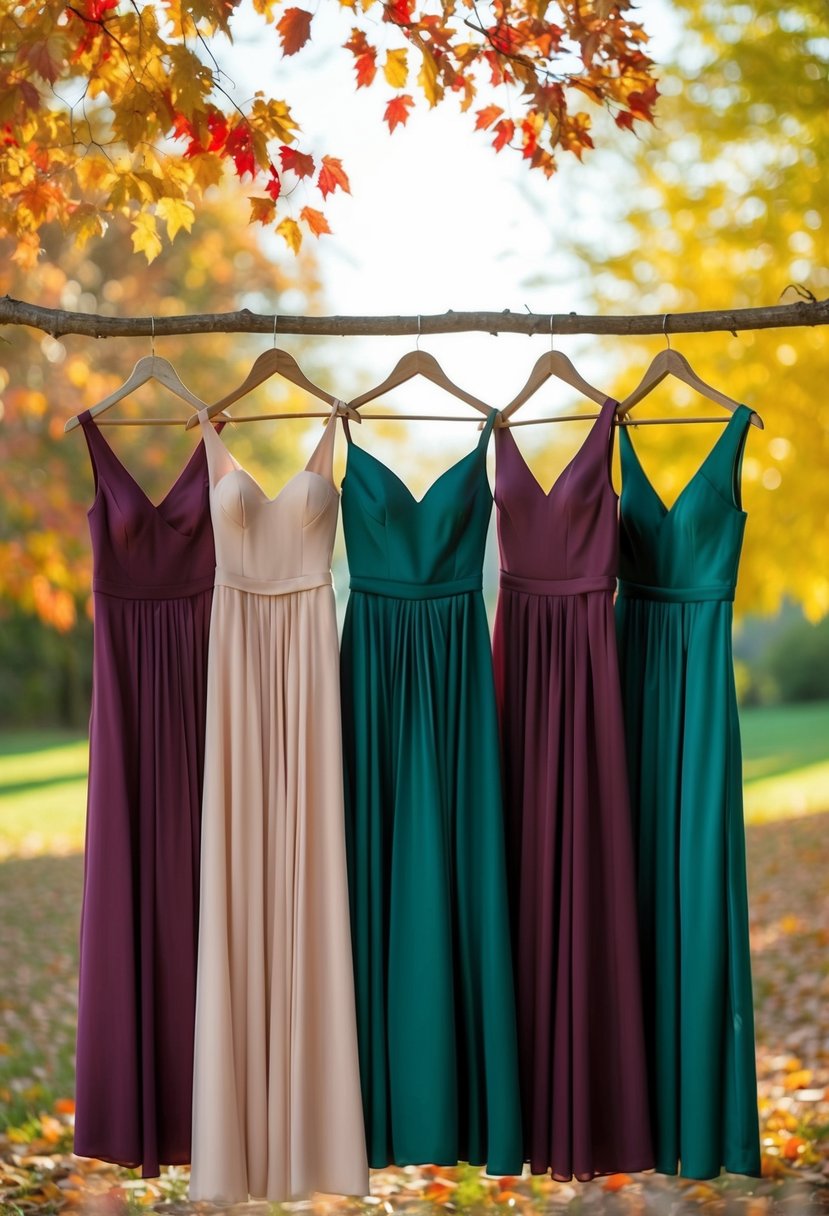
[93,572,216,600]
[215,568,333,596]
[617,579,735,604]
[500,571,616,597]
[349,574,481,600]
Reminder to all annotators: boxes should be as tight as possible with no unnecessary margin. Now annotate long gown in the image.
[189,404,368,1203]
[492,398,653,1180]
[615,403,761,1179]
[75,411,217,1176]
[339,408,523,1175]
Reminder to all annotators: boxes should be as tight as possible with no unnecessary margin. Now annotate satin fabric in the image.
[616,404,761,1179]
[189,408,368,1203]
[339,410,523,1175]
[492,399,653,1180]
[75,413,216,1176]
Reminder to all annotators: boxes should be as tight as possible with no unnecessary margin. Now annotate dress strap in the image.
[306,399,342,485]
[78,409,103,494]
[197,407,238,487]
[476,407,499,450]
[702,404,753,510]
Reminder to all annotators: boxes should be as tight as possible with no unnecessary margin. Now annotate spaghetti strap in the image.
[477,407,499,449]
[198,408,237,487]
[306,399,342,484]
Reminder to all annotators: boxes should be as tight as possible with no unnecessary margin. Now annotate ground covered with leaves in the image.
[1,813,827,1216]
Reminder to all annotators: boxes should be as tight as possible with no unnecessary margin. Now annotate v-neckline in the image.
[90,420,207,517]
[500,398,614,498]
[347,443,484,507]
[621,406,746,521]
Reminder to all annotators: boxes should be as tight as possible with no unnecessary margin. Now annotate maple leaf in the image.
[384,93,414,133]
[225,123,257,178]
[277,216,302,252]
[345,29,377,86]
[417,49,443,107]
[383,48,408,88]
[18,38,64,85]
[475,104,503,131]
[249,195,277,224]
[384,0,414,25]
[157,197,195,240]
[492,117,514,151]
[318,155,350,198]
[279,144,315,178]
[300,205,332,237]
[130,213,162,263]
[265,163,281,201]
[277,8,313,56]
[614,109,635,130]
[206,110,229,152]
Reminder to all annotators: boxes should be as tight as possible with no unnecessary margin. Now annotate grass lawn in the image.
[1,702,826,858]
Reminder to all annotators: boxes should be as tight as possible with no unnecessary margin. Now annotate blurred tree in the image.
[0,191,326,632]
[561,0,829,620]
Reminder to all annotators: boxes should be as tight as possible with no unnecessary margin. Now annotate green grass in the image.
[0,702,827,857]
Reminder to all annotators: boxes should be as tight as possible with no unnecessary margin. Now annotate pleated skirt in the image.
[616,594,760,1179]
[190,583,368,1203]
[341,588,523,1175]
[75,588,212,1176]
[492,586,653,1181]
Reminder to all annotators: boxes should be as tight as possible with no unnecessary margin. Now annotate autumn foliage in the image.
[0,0,657,262]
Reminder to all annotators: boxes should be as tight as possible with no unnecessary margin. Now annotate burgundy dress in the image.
[74,412,217,1176]
[492,398,652,1180]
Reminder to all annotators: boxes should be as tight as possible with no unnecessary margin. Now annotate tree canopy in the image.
[0,0,657,261]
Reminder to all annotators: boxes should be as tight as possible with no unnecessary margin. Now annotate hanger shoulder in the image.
[502,351,607,419]
[186,348,336,430]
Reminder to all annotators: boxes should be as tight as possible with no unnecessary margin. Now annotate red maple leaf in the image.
[492,117,514,151]
[206,110,228,152]
[278,144,315,178]
[300,206,332,237]
[225,123,256,178]
[384,0,414,25]
[317,155,350,199]
[265,163,281,201]
[475,105,503,131]
[276,7,313,56]
[384,93,414,133]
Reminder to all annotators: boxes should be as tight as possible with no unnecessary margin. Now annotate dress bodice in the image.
[340,409,497,599]
[80,411,218,599]
[494,397,619,595]
[618,405,752,603]
[199,405,340,596]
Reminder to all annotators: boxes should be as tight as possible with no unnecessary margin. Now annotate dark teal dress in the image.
[615,405,761,1179]
[339,410,523,1174]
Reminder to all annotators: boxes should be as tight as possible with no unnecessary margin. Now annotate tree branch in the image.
[1,295,828,339]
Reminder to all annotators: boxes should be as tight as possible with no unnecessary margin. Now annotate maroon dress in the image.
[74,412,217,1176]
[492,398,652,1180]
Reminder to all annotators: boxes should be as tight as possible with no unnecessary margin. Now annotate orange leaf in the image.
[318,155,351,198]
[249,195,277,224]
[492,117,515,151]
[277,7,313,55]
[384,93,414,132]
[300,205,332,237]
[475,104,503,131]
[355,49,377,86]
[603,1174,633,1191]
[53,1097,76,1115]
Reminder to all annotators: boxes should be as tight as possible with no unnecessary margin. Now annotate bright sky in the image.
[214,0,680,473]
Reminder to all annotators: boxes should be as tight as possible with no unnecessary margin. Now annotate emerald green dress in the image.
[339,409,523,1174]
[615,404,761,1179]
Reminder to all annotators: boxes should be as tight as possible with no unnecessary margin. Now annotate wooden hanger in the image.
[500,317,609,427]
[616,318,763,429]
[185,315,360,430]
[65,319,232,432]
[347,319,491,418]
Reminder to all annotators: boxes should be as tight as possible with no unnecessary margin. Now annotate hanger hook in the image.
[663,312,671,351]
[150,315,155,360]
[273,309,278,350]
[416,314,422,352]
[550,312,555,354]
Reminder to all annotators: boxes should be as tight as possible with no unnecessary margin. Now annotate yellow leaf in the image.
[384,48,408,88]
[277,216,302,253]
[157,196,195,239]
[417,48,443,107]
[130,213,162,263]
